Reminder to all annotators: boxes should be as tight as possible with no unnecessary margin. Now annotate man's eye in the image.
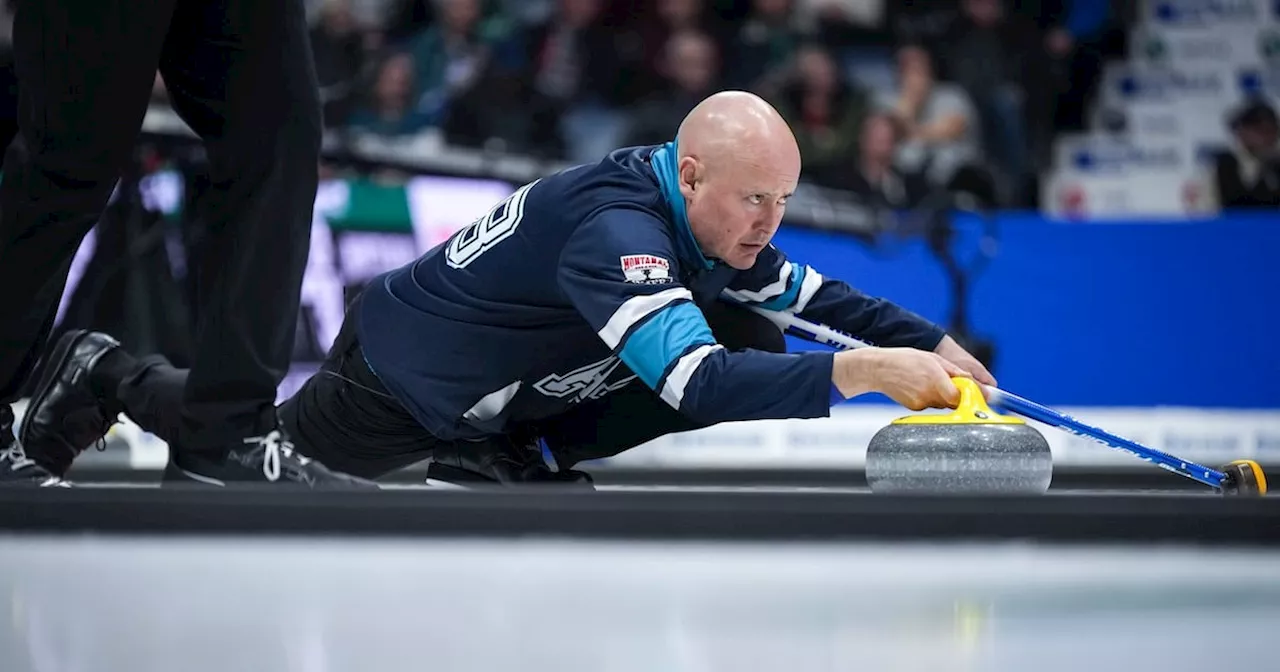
[748,194,763,205]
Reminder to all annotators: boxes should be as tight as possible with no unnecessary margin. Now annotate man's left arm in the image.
[723,245,996,385]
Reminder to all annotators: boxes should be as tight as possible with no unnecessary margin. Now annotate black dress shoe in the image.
[0,405,71,487]
[19,330,123,477]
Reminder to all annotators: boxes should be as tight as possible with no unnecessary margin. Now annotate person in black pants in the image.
[14,296,785,486]
[0,0,367,487]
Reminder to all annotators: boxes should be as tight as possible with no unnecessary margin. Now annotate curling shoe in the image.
[426,433,594,489]
[162,426,378,489]
[0,405,71,487]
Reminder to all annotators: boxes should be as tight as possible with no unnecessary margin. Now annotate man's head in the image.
[1231,99,1280,159]
[664,30,718,94]
[962,0,1003,27]
[657,0,703,29]
[674,91,802,269]
[860,110,903,165]
[795,43,839,93]
[896,44,935,90]
[751,0,792,21]
[319,0,355,36]
[436,0,481,33]
[559,0,603,27]
[374,54,415,106]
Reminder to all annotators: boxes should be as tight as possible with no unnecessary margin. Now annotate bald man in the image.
[11,91,992,487]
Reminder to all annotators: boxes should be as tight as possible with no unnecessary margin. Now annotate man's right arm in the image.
[558,209,965,424]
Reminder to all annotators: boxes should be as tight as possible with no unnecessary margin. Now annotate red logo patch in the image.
[619,255,672,284]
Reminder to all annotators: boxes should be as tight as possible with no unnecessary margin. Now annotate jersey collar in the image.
[649,142,715,271]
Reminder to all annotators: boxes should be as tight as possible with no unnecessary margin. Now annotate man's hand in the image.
[832,348,973,411]
[934,335,996,387]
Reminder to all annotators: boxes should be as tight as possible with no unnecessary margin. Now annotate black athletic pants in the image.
[117,296,787,480]
[0,0,320,452]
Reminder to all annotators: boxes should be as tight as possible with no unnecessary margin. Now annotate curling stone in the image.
[866,377,1053,494]
[1221,459,1268,497]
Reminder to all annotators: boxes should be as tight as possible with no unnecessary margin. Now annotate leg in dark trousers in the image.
[274,300,440,479]
[533,302,787,470]
[107,297,438,481]
[156,0,320,453]
[3,0,362,486]
[0,0,175,407]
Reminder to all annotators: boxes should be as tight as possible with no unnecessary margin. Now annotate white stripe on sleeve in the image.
[787,266,824,314]
[658,343,724,409]
[598,287,693,350]
[721,262,791,304]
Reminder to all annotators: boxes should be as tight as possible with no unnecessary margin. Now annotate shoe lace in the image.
[2,441,37,472]
[51,409,116,463]
[246,430,311,482]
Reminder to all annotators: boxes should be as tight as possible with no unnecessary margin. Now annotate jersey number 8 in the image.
[445,179,538,269]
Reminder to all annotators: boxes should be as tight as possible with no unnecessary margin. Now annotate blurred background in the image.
[1,0,1277,478]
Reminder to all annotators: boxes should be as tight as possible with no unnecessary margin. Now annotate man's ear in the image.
[678,156,699,196]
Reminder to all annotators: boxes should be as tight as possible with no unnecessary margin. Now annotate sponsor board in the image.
[1102,63,1234,108]
[1132,25,1266,68]
[1053,135,1192,176]
[1041,169,1218,218]
[1237,64,1280,101]
[1089,106,1234,147]
[1144,0,1274,29]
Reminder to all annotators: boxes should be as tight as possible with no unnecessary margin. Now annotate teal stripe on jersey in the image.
[618,302,715,388]
[757,263,805,311]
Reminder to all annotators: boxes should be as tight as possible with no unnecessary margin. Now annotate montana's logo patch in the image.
[620,254,671,284]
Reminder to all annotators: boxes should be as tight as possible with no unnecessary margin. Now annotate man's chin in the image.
[726,244,766,269]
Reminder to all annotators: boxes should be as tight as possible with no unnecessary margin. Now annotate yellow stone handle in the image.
[891,377,1024,425]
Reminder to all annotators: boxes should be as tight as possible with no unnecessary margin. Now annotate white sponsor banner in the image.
[1132,26,1269,69]
[1053,134,1195,176]
[1142,0,1278,30]
[1237,64,1280,105]
[1040,169,1218,219]
[1046,134,1220,217]
[1090,105,1235,148]
[1100,63,1238,112]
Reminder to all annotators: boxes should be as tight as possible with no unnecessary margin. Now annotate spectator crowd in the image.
[4,0,1274,209]
[294,0,1129,208]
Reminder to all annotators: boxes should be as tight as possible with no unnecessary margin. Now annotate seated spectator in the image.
[771,43,869,186]
[403,0,511,128]
[626,30,721,146]
[879,44,983,194]
[840,110,931,209]
[633,0,727,94]
[1213,99,1280,209]
[309,0,368,129]
[941,0,1045,198]
[347,53,434,136]
[510,0,640,163]
[725,0,809,93]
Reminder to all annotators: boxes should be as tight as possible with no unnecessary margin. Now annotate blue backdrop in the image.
[775,211,1280,409]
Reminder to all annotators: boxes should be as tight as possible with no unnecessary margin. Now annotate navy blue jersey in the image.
[357,143,945,440]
